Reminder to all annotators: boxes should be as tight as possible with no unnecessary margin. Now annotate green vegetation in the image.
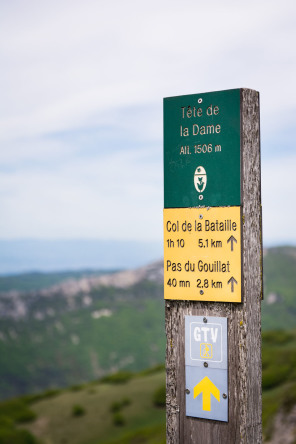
[112,412,126,426]
[110,397,131,427]
[262,329,296,440]
[262,246,296,330]
[0,332,295,444]
[152,385,166,408]
[1,246,296,400]
[0,246,296,442]
[19,368,166,444]
[0,280,165,399]
[0,428,38,444]
[0,398,39,444]
[0,399,36,424]
[101,371,133,385]
[104,424,166,444]
[262,330,296,391]
[71,404,86,417]
[110,398,131,413]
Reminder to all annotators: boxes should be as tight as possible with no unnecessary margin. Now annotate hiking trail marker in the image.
[185,315,228,421]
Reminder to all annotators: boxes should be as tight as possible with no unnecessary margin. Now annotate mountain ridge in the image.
[0,246,295,399]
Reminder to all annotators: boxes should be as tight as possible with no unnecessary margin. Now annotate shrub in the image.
[72,405,86,417]
[110,402,121,413]
[101,371,133,384]
[0,428,38,444]
[112,412,126,426]
[282,383,296,413]
[0,399,36,424]
[121,397,131,407]
[110,398,131,413]
[262,365,291,390]
[0,417,13,429]
[262,330,294,345]
[153,385,166,408]
[70,384,84,392]
[22,388,61,404]
[14,410,37,424]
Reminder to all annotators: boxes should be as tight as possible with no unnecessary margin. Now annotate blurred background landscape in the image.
[1,0,296,443]
[1,248,296,443]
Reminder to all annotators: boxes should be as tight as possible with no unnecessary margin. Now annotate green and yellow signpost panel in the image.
[164,89,242,303]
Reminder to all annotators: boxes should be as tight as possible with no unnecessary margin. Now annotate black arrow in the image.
[227,235,237,251]
[227,276,238,292]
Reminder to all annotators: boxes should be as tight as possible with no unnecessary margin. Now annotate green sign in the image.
[164,89,241,208]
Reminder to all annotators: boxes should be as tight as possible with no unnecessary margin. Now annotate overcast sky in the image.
[0,0,295,246]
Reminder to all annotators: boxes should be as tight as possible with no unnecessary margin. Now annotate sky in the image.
[0,0,296,250]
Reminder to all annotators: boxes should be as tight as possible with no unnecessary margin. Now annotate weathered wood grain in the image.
[166,88,262,443]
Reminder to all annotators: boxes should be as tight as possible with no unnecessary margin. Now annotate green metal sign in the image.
[164,89,241,208]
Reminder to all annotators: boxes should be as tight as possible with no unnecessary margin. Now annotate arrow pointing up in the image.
[194,376,220,411]
[227,276,238,292]
[227,235,237,251]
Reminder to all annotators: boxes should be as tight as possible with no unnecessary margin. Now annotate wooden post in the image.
[164,89,262,443]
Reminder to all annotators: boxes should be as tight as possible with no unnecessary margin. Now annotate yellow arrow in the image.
[193,376,220,411]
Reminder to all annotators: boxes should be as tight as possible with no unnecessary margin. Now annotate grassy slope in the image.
[23,370,166,444]
[14,329,296,444]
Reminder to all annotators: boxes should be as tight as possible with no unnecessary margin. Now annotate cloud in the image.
[0,144,163,240]
[262,153,296,245]
[0,0,296,243]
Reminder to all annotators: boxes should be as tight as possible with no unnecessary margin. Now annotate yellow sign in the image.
[164,206,241,302]
[194,376,220,411]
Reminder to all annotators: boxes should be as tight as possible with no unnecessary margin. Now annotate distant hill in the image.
[262,246,296,330]
[0,269,118,293]
[0,246,296,399]
[0,261,165,399]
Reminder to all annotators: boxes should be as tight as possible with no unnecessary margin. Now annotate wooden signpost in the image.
[164,89,262,443]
